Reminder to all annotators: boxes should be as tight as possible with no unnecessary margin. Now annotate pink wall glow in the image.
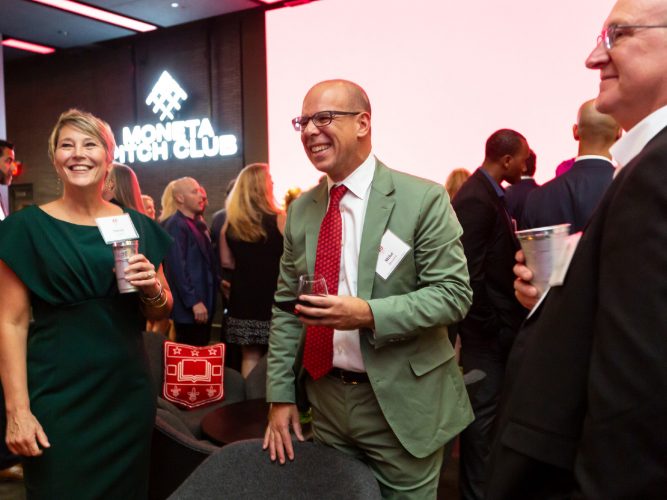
[266,0,615,200]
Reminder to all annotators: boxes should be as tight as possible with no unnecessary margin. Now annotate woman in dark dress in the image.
[221,163,285,377]
[0,109,173,499]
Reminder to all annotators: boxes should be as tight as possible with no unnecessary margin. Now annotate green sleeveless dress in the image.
[0,206,172,499]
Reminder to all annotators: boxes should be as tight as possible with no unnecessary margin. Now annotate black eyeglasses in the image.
[598,24,667,50]
[291,111,362,132]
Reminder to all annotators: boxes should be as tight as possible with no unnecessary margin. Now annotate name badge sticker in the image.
[376,229,411,280]
[96,213,139,243]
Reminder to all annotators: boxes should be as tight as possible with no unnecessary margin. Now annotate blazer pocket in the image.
[409,338,455,377]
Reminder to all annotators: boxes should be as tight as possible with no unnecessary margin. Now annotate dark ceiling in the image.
[0,0,262,61]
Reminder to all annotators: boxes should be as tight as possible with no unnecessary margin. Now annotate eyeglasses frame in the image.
[291,110,362,132]
[598,24,667,50]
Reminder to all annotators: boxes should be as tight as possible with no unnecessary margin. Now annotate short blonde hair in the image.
[48,109,116,164]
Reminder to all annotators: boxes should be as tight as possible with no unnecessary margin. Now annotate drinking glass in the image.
[297,274,328,302]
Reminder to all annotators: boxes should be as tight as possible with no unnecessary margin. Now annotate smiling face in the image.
[300,81,371,182]
[586,0,667,129]
[53,125,112,191]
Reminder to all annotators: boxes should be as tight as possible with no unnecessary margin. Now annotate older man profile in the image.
[263,79,473,498]
[487,1,667,498]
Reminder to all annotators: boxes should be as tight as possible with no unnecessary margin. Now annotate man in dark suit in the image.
[451,129,530,500]
[487,0,667,498]
[163,177,218,346]
[505,149,538,226]
[264,79,474,498]
[522,99,621,232]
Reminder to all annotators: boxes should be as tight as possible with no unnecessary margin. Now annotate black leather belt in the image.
[328,368,370,385]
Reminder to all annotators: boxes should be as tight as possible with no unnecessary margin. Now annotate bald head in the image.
[173,177,197,197]
[172,177,203,218]
[300,79,373,182]
[306,80,372,115]
[574,100,621,156]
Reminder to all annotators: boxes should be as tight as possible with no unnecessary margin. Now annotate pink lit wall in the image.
[266,0,614,200]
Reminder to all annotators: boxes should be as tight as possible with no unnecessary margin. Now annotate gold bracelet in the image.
[146,291,168,308]
[140,280,163,304]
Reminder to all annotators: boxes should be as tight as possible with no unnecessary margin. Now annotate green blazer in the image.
[267,160,474,458]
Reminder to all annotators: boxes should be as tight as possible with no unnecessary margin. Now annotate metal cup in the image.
[112,239,139,294]
[515,224,571,297]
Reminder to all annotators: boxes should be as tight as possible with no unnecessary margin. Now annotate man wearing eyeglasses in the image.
[264,79,473,498]
[487,1,667,498]
[0,140,15,221]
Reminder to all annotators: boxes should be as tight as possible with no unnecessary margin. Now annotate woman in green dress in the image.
[0,109,173,499]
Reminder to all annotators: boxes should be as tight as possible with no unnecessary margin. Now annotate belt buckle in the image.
[341,371,359,385]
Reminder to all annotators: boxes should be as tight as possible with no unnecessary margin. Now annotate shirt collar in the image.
[574,154,614,164]
[327,151,375,200]
[611,104,667,168]
[479,167,504,197]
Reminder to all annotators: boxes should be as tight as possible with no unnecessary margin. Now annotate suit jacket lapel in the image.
[304,179,328,275]
[357,161,395,300]
[476,170,518,247]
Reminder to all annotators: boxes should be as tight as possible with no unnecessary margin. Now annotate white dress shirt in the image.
[326,152,376,372]
[611,104,667,168]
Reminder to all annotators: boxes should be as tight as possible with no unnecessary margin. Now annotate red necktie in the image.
[303,184,348,380]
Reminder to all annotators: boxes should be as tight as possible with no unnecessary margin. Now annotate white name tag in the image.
[95,213,139,243]
[376,229,411,280]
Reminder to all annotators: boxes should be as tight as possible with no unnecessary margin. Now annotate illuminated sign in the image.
[115,71,238,163]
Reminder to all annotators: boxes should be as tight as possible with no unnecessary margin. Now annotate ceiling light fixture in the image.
[29,0,157,32]
[2,38,56,55]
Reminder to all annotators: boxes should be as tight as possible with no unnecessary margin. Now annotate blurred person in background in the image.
[162,177,218,346]
[103,162,145,213]
[141,194,156,220]
[0,140,15,221]
[210,178,236,263]
[283,186,302,210]
[195,185,211,238]
[505,149,538,227]
[221,164,285,377]
[0,139,20,481]
[445,167,471,201]
[159,180,178,223]
[0,109,172,498]
[522,100,620,232]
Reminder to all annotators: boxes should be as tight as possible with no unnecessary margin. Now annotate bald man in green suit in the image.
[264,79,473,499]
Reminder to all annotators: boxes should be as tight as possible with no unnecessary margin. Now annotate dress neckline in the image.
[34,205,127,228]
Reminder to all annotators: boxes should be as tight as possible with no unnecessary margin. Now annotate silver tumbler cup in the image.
[515,223,571,297]
[112,240,139,294]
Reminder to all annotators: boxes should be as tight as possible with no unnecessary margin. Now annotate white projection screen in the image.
[265,0,615,200]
